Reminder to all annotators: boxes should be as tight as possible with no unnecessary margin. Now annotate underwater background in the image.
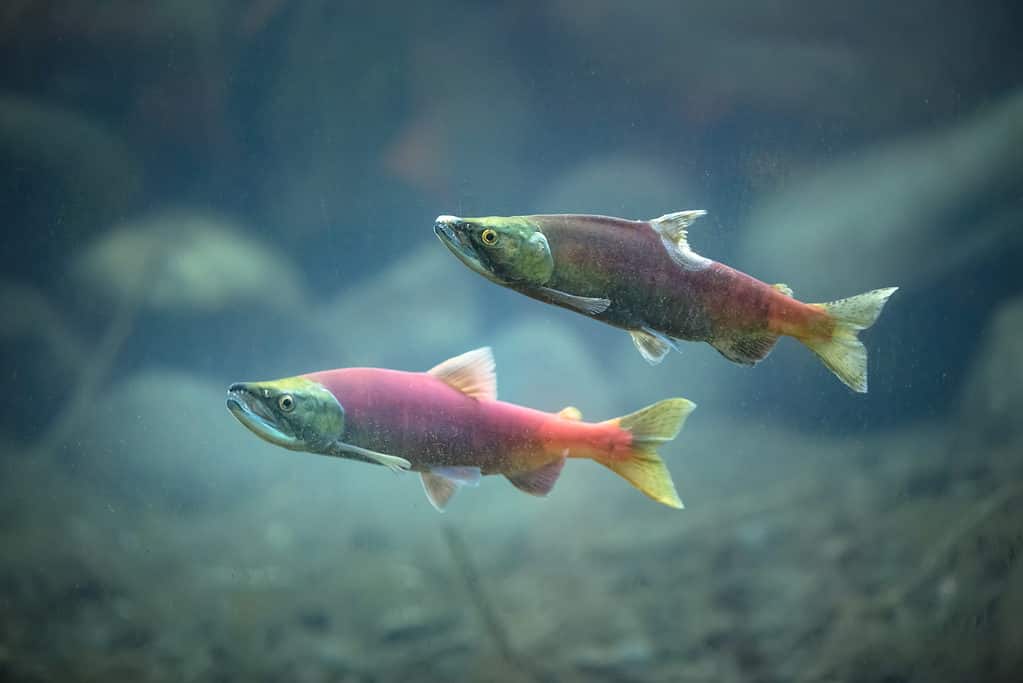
[2,2,1022,681]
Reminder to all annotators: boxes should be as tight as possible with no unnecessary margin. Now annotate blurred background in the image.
[2,1,1022,681]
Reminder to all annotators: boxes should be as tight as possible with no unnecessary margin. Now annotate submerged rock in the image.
[255,2,410,260]
[544,1,1000,129]
[67,369,286,513]
[490,315,613,417]
[959,294,1023,458]
[0,94,141,242]
[573,636,654,675]
[311,243,482,369]
[738,90,1023,296]
[0,282,85,439]
[0,281,83,369]
[381,4,537,205]
[72,210,306,315]
[377,604,456,643]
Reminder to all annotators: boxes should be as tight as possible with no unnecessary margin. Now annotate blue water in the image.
[2,3,1021,681]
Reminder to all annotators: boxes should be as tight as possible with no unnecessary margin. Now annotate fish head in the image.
[226,376,344,452]
[434,215,554,286]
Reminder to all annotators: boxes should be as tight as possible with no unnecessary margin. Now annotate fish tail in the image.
[800,287,898,393]
[597,398,695,509]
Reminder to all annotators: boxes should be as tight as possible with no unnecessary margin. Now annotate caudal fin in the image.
[597,398,695,509]
[801,287,898,393]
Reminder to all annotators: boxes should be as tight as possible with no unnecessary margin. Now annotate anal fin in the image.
[431,466,481,486]
[506,457,566,497]
[710,333,779,366]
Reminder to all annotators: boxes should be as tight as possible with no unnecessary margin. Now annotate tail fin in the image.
[597,398,695,509]
[801,287,898,393]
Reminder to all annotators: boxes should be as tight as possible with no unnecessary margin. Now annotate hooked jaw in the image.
[433,215,497,281]
[435,214,554,287]
[227,376,346,454]
[226,382,302,449]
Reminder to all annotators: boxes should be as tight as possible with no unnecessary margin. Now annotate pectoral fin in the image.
[334,442,412,472]
[629,328,678,365]
[538,287,611,315]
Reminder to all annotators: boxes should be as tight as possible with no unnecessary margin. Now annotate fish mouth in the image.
[226,383,300,449]
[433,216,502,282]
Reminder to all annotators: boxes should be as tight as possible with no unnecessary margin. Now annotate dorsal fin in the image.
[557,406,582,421]
[649,210,707,248]
[427,347,497,400]
[649,210,711,271]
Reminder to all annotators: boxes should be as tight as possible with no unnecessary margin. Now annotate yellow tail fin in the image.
[597,398,695,509]
[801,287,898,393]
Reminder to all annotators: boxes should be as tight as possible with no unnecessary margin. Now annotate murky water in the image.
[2,3,1021,681]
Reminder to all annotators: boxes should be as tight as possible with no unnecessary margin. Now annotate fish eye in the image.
[480,228,498,246]
[278,394,295,412]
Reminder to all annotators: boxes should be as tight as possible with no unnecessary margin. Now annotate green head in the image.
[434,215,554,286]
[226,376,344,452]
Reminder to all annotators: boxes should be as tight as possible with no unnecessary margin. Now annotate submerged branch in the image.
[879,482,1023,609]
[799,482,1023,682]
[30,293,142,460]
[441,522,552,683]
[30,253,158,461]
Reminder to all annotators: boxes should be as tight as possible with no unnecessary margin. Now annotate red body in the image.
[690,262,833,342]
[530,214,833,344]
[304,368,632,476]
